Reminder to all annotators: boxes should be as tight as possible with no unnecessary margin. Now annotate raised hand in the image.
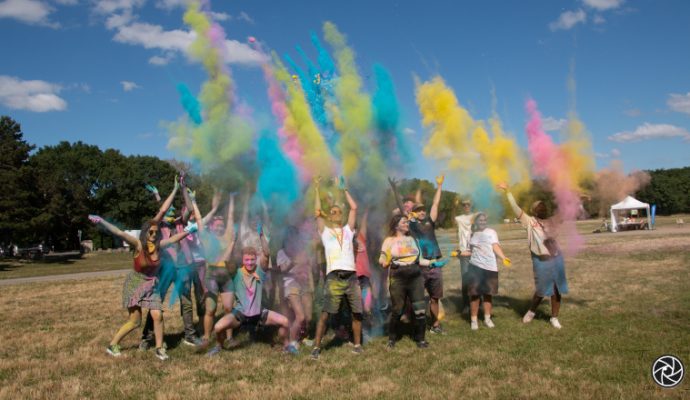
[338,176,346,190]
[184,221,198,234]
[257,221,263,236]
[387,176,398,188]
[145,184,158,195]
[497,182,508,192]
[187,188,196,202]
[436,174,445,186]
[313,176,322,189]
[88,214,102,224]
[174,174,180,190]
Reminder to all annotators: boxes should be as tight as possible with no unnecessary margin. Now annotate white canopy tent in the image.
[610,196,651,232]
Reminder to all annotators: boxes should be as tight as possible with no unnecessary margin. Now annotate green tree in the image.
[0,116,36,246]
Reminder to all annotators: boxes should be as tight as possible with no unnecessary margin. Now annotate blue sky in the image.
[1,0,689,183]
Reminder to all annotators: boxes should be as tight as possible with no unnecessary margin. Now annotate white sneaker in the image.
[550,317,562,329]
[470,320,479,331]
[523,310,536,323]
[484,317,495,328]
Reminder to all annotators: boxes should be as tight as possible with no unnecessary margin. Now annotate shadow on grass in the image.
[442,291,590,322]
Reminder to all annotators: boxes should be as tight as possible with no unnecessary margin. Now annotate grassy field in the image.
[0,217,689,399]
[0,251,131,280]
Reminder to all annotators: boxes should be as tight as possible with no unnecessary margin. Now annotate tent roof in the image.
[611,196,649,210]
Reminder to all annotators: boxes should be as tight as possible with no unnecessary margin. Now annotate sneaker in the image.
[523,310,536,323]
[155,347,169,361]
[206,345,222,357]
[138,340,151,351]
[183,336,202,347]
[386,340,396,349]
[223,337,241,349]
[351,345,363,355]
[195,338,210,353]
[484,318,495,328]
[284,344,299,355]
[310,347,321,360]
[470,320,479,331]
[429,326,445,335]
[106,344,122,357]
[550,317,562,329]
[416,341,429,349]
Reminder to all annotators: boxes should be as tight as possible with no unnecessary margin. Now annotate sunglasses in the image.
[148,229,158,234]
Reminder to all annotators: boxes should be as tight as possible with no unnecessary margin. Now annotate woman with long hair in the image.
[90,179,192,360]
[379,214,443,349]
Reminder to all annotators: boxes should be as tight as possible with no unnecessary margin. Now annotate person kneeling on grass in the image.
[207,247,290,356]
[466,212,510,331]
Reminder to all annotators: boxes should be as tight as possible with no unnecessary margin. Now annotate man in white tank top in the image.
[310,177,363,360]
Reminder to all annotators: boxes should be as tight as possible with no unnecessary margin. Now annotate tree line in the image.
[1,116,687,250]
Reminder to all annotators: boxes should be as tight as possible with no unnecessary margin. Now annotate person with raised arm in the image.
[90,179,193,360]
[407,175,447,334]
[498,182,568,329]
[310,176,364,360]
[190,184,239,351]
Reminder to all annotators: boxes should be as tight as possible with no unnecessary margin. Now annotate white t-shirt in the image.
[321,225,356,275]
[455,213,477,252]
[469,228,499,272]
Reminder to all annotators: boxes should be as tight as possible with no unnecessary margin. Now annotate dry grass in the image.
[0,221,689,399]
[0,252,130,280]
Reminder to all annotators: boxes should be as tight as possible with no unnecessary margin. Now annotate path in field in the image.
[0,269,129,286]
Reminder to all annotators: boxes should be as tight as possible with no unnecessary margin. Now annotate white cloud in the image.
[111,21,264,65]
[155,0,187,9]
[148,53,174,66]
[0,75,67,112]
[549,9,586,31]
[609,123,690,142]
[582,0,624,11]
[0,0,59,27]
[237,11,253,23]
[667,92,690,115]
[542,116,567,132]
[210,11,229,21]
[595,148,621,158]
[403,127,416,136]
[120,80,140,91]
[54,0,78,5]
[593,14,606,24]
[113,21,194,51]
[93,0,143,15]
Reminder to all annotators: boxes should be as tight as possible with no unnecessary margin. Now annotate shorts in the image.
[204,265,234,298]
[231,308,270,326]
[421,265,444,299]
[467,263,498,296]
[322,271,363,315]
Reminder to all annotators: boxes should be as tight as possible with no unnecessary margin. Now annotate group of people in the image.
[89,174,569,361]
